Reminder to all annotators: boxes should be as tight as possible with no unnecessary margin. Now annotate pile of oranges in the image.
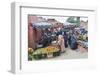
[45,46,59,53]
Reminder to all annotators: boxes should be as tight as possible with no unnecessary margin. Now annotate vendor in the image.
[58,35,65,53]
[63,32,68,48]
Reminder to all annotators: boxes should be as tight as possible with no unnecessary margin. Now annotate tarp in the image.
[32,22,52,28]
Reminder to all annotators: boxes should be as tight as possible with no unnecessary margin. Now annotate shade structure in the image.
[32,22,52,29]
[64,22,77,26]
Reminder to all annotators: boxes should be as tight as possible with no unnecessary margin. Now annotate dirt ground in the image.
[51,47,88,60]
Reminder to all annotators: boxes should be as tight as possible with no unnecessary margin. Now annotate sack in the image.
[70,42,78,50]
[70,36,78,50]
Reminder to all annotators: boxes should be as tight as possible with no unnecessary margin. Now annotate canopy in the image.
[32,22,52,28]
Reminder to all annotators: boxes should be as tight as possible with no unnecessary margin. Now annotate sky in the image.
[38,16,88,23]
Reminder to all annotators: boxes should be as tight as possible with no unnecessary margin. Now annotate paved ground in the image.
[51,47,88,60]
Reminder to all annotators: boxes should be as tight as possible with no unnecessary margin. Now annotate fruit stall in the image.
[77,34,88,53]
[28,46,60,60]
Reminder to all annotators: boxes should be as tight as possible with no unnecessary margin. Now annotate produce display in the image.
[78,35,88,41]
[28,48,34,60]
[28,46,60,60]
[77,40,88,49]
[35,46,59,53]
[28,48,34,54]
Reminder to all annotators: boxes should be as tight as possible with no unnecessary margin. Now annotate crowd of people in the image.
[36,27,80,53]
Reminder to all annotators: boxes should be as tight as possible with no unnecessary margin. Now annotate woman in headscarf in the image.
[63,32,68,48]
[58,35,65,53]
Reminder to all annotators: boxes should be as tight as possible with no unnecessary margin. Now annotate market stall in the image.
[28,46,60,60]
[76,28,88,53]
